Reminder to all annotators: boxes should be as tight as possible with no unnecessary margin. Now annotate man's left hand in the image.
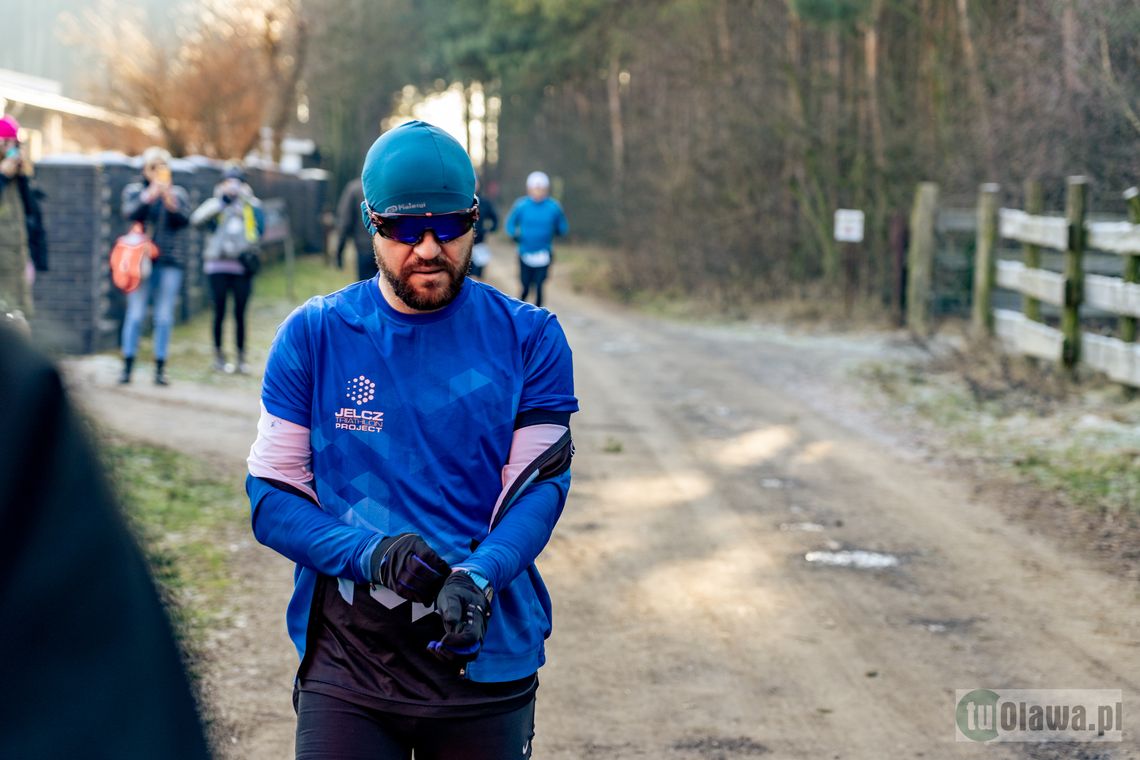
[428,572,492,667]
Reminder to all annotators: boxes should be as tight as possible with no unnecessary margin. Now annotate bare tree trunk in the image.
[863,0,888,298]
[1061,0,1082,94]
[266,6,308,164]
[916,0,935,161]
[782,1,807,278]
[714,0,733,86]
[606,54,625,194]
[954,0,995,169]
[863,0,886,174]
[463,81,473,155]
[821,26,841,285]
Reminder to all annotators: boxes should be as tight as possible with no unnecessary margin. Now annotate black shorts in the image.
[518,262,549,288]
[295,690,536,760]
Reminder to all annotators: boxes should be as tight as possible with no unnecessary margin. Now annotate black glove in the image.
[370,533,450,605]
[428,572,492,667]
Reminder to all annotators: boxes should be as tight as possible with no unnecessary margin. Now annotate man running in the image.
[505,171,568,308]
[246,121,577,760]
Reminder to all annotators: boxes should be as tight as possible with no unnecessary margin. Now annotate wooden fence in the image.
[908,177,1140,389]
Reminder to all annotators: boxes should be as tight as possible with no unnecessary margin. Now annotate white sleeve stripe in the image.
[247,402,319,504]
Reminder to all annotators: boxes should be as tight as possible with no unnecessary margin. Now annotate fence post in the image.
[971,183,1000,336]
[907,182,939,337]
[1061,176,1087,372]
[1023,179,1044,323]
[1122,187,1139,345]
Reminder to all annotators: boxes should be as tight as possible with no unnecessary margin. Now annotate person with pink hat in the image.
[0,114,48,323]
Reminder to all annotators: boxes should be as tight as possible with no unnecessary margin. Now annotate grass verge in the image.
[549,241,896,328]
[94,256,355,634]
[855,336,1140,519]
[102,435,244,639]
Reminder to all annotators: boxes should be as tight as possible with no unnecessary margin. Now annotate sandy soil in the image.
[65,272,1139,759]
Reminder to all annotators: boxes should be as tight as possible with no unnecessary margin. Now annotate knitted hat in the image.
[0,115,20,140]
[361,121,475,215]
[526,171,550,189]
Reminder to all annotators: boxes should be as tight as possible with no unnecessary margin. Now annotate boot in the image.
[212,350,227,372]
[154,359,169,386]
[118,356,133,384]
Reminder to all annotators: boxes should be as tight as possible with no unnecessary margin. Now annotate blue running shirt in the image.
[254,276,577,713]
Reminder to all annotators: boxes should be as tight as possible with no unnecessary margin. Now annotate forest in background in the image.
[37,0,1140,306]
[299,0,1140,305]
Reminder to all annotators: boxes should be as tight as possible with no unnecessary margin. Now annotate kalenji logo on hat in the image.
[384,202,428,214]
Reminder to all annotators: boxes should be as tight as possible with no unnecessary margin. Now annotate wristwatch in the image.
[454,568,494,605]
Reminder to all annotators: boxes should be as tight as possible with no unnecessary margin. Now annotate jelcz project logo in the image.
[336,375,384,433]
[956,689,1123,743]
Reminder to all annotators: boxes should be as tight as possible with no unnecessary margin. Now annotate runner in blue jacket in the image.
[505,171,568,308]
[246,121,576,759]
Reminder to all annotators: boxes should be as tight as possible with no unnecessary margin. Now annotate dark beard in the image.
[376,240,472,312]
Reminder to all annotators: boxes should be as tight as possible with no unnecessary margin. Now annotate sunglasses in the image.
[363,199,479,245]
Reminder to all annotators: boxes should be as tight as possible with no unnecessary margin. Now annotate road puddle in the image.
[909,617,977,634]
[780,521,826,532]
[804,549,900,569]
[598,340,642,354]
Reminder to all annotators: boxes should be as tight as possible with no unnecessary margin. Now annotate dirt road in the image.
[68,278,1139,759]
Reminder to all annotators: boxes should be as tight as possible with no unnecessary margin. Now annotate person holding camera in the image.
[191,164,264,374]
[119,147,191,386]
[0,114,47,324]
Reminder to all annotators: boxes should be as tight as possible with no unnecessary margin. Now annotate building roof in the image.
[0,68,159,135]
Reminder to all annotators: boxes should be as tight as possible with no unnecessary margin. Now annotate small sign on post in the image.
[834,209,865,243]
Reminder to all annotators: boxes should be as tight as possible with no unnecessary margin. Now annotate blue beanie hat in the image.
[361,121,475,216]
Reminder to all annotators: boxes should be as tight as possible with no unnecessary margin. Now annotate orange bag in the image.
[109,223,159,293]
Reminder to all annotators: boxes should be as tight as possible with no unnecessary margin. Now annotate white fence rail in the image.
[994,309,1064,361]
[998,210,1068,251]
[1083,274,1140,318]
[982,180,1140,389]
[1082,333,1140,386]
[995,260,1065,306]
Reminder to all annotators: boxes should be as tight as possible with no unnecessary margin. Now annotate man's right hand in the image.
[143,184,165,203]
[370,533,450,605]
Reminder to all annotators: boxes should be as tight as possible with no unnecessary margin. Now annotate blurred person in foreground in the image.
[0,114,47,323]
[119,147,191,386]
[0,324,211,758]
[333,176,380,281]
[191,164,265,374]
[468,177,499,279]
[246,120,577,759]
[504,171,568,308]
